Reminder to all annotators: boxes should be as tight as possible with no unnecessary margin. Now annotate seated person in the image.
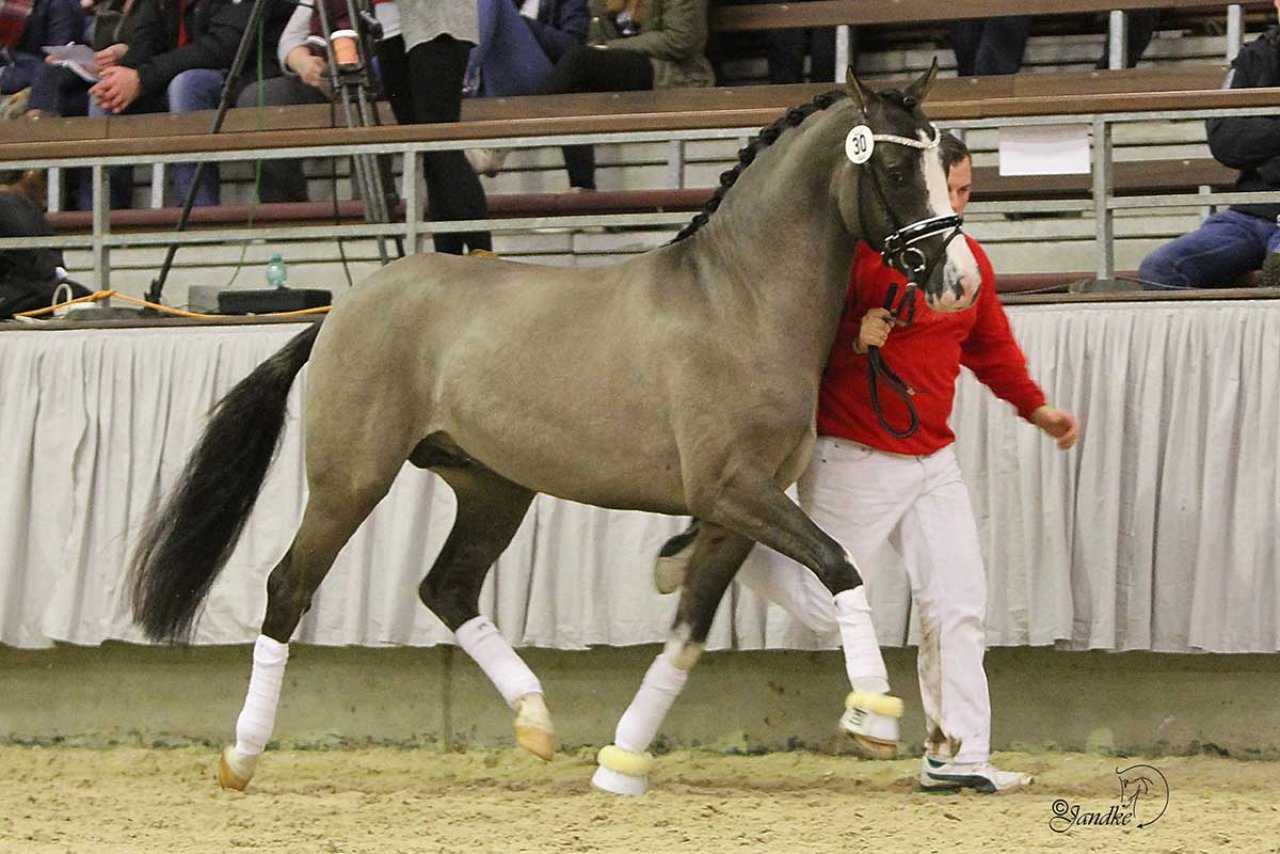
[0,169,91,319]
[233,0,355,203]
[538,0,715,190]
[26,0,157,209]
[1138,14,1280,289]
[0,0,86,111]
[88,0,292,206]
[463,0,588,175]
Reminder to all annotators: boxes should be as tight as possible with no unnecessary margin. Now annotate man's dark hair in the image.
[939,131,970,175]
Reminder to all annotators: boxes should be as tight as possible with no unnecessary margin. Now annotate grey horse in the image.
[130,61,979,794]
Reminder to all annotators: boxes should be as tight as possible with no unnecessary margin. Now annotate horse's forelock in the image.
[870,88,933,141]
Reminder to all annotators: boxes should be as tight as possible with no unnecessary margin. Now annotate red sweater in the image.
[816,238,1046,455]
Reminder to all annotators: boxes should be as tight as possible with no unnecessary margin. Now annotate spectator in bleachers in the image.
[89,0,292,207]
[234,0,357,203]
[0,0,86,112]
[374,0,493,255]
[1138,6,1280,290]
[25,0,156,210]
[27,0,155,121]
[462,0,589,177]
[537,0,715,191]
[0,169,90,318]
[949,16,1030,77]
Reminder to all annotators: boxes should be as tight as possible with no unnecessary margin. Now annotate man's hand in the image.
[91,66,141,114]
[94,43,129,71]
[286,47,326,88]
[1030,405,1080,450]
[852,307,893,354]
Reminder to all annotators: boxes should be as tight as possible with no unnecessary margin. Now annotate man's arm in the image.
[957,241,1046,421]
[958,258,1080,449]
[1206,46,1280,170]
[1,0,85,93]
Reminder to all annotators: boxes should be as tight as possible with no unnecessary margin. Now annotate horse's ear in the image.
[903,57,940,105]
[845,65,874,114]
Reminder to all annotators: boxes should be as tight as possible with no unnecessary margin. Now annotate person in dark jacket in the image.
[1138,2,1280,289]
[89,0,291,206]
[0,0,86,101]
[0,169,91,319]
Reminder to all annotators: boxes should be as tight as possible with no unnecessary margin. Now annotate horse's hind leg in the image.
[219,455,407,791]
[593,522,753,795]
[419,462,552,759]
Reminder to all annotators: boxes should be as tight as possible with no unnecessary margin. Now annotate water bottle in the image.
[266,253,288,289]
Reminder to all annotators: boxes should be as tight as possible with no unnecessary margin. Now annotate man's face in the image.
[948,156,973,217]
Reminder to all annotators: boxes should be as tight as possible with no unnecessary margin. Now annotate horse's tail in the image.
[130,322,322,643]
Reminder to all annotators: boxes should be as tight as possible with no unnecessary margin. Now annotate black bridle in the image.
[850,120,965,439]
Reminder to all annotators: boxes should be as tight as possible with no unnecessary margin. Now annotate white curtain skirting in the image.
[2,300,1278,653]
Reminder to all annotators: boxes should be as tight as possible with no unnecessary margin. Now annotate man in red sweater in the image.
[657,133,1078,792]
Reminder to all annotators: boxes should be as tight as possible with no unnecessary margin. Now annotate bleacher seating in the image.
[1,2,1276,301]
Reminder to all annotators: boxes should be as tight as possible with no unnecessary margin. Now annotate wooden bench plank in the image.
[0,66,1237,153]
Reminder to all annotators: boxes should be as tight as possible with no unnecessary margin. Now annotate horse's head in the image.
[835,60,980,313]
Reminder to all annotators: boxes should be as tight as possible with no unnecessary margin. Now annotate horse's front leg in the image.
[592,523,754,795]
[689,468,899,752]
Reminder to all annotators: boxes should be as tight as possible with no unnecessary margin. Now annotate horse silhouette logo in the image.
[1049,763,1170,833]
[1115,763,1169,829]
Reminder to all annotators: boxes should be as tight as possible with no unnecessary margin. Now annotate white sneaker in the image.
[653,521,700,594]
[919,756,1034,793]
[838,691,902,759]
[464,147,509,178]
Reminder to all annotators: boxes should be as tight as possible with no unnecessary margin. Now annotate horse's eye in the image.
[887,168,905,184]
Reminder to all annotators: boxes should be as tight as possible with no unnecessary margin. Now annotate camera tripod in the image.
[147,0,404,305]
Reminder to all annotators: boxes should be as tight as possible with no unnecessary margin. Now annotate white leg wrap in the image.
[455,616,543,708]
[614,653,689,753]
[234,635,289,757]
[834,587,890,695]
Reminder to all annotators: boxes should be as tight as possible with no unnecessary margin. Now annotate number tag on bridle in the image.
[845,125,875,164]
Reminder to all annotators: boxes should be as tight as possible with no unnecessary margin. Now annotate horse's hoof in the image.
[851,735,900,761]
[217,746,259,791]
[592,764,648,796]
[839,691,903,760]
[514,693,556,761]
[592,745,653,796]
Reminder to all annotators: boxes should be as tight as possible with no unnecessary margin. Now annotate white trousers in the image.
[737,436,993,763]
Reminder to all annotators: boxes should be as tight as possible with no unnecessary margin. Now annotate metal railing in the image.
[3,101,1279,290]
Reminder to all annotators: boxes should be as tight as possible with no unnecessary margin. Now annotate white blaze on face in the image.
[918,131,980,311]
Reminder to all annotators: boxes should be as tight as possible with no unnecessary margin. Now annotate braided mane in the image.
[670,89,850,244]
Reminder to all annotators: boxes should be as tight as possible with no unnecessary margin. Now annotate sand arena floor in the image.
[1,746,1276,854]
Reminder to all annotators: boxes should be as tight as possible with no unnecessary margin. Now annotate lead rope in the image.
[866,283,920,439]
